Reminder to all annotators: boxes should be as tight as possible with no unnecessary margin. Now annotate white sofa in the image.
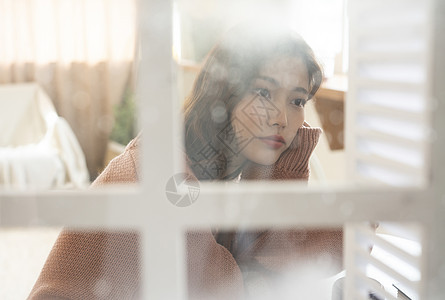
[0,83,89,190]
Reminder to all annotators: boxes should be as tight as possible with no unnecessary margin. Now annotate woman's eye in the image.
[254,88,271,100]
[290,98,307,107]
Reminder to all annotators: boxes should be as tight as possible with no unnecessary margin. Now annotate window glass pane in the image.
[0,0,138,191]
[176,0,348,186]
[1,227,143,299]
[185,222,423,300]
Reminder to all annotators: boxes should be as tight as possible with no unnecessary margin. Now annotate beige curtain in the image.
[0,0,137,180]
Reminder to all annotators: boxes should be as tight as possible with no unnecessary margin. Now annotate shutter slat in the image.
[355,130,425,149]
[356,138,424,169]
[378,222,422,243]
[356,113,427,143]
[354,78,423,91]
[356,154,421,175]
[356,271,399,300]
[356,245,419,291]
[355,25,426,40]
[356,52,425,63]
[356,89,426,114]
[356,161,423,187]
[357,62,425,84]
[356,30,426,52]
[356,104,426,122]
[359,226,421,271]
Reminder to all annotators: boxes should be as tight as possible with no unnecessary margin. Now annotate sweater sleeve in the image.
[241,125,322,180]
[28,138,142,300]
[92,135,140,186]
[28,135,244,300]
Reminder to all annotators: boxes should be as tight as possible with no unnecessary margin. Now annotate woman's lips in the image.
[259,135,285,149]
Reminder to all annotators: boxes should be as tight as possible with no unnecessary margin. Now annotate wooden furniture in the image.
[314,75,347,150]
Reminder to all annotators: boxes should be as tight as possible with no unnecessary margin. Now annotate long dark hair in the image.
[184,23,323,180]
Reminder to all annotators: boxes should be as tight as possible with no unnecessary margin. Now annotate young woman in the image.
[184,23,323,182]
[29,23,342,300]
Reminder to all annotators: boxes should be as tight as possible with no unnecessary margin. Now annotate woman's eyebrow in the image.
[257,75,309,94]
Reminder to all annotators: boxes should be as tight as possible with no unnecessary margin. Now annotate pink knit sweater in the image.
[28,126,343,299]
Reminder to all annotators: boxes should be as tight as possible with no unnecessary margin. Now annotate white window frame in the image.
[1,0,444,299]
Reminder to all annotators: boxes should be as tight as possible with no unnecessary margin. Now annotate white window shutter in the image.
[345,0,434,299]
[345,0,433,187]
[345,222,422,299]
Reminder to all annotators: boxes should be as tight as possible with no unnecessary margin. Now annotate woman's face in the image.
[231,56,309,165]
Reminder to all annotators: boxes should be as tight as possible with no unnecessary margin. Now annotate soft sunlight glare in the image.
[174,0,346,76]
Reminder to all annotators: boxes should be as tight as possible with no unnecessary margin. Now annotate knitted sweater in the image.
[28,125,343,300]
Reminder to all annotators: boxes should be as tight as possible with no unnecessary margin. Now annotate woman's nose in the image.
[267,99,288,128]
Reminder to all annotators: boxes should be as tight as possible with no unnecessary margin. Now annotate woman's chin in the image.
[240,140,287,166]
[248,152,281,166]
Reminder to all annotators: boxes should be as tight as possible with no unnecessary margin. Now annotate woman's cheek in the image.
[287,109,305,138]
